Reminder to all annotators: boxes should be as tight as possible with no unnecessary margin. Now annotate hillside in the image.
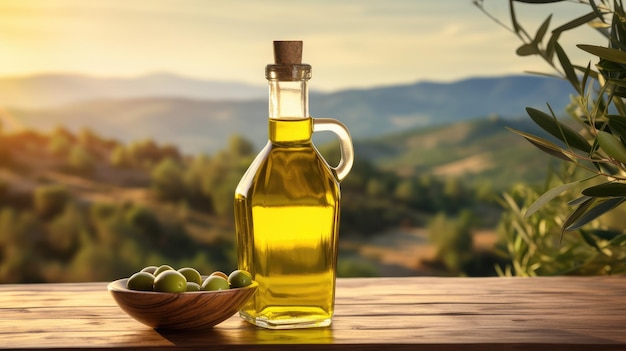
[0,120,512,281]
[0,74,574,154]
[1,110,571,280]
[354,117,556,190]
[4,98,267,154]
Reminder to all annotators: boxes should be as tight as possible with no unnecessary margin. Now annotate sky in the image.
[0,0,607,91]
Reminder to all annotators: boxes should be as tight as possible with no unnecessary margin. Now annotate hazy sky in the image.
[0,0,606,91]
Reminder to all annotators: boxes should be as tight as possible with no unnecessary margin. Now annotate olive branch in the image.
[475,0,626,239]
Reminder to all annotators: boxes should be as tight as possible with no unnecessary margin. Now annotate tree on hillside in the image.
[151,157,185,201]
[109,145,133,168]
[0,208,45,283]
[124,139,182,168]
[67,145,96,175]
[78,128,99,148]
[0,119,11,166]
[206,135,255,217]
[48,133,72,157]
[34,185,70,220]
[228,134,255,159]
[427,210,475,275]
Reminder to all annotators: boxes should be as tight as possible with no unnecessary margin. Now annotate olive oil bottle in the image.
[234,41,354,329]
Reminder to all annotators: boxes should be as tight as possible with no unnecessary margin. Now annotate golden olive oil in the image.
[234,118,340,329]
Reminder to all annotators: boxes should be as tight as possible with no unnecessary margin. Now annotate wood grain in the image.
[0,277,625,350]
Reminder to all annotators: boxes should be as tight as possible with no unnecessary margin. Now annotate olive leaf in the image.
[564,197,625,232]
[587,228,623,241]
[561,196,596,236]
[589,0,607,24]
[525,107,591,152]
[609,233,626,245]
[575,63,599,81]
[555,42,581,93]
[581,62,592,95]
[509,0,527,38]
[606,114,626,141]
[578,229,607,254]
[567,195,593,206]
[547,12,600,61]
[582,182,626,197]
[517,43,540,56]
[611,13,626,52]
[578,44,626,64]
[506,127,574,162]
[534,15,552,44]
[553,12,601,32]
[524,180,582,219]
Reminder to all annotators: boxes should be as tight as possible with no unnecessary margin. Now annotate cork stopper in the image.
[273,41,302,64]
[266,41,310,81]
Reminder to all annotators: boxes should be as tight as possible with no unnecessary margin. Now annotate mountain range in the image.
[0,72,265,109]
[0,73,574,154]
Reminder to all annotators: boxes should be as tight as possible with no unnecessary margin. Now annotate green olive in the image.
[597,131,626,164]
[153,264,174,277]
[228,269,252,288]
[127,272,155,291]
[209,271,229,280]
[177,267,202,285]
[153,270,187,293]
[185,282,201,292]
[201,276,230,291]
[140,266,158,275]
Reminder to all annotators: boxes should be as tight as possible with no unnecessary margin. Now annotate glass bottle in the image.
[234,41,354,329]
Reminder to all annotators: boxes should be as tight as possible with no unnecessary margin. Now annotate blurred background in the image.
[0,0,622,282]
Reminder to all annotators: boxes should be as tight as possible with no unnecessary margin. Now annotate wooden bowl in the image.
[108,278,257,330]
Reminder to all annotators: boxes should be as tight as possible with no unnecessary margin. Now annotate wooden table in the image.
[1,277,625,350]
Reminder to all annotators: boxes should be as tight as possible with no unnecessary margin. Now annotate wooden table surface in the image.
[1,276,625,350]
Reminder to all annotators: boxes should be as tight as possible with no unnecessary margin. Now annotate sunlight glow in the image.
[0,0,608,90]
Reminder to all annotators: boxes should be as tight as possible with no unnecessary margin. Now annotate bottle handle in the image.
[312,118,354,182]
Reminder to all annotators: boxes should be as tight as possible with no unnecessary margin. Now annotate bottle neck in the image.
[268,80,309,119]
[266,64,312,143]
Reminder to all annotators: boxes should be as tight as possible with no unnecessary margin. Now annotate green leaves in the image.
[478,0,626,277]
[563,197,625,232]
[582,182,626,197]
[549,11,601,69]
[526,107,591,153]
[597,130,626,163]
[507,127,573,162]
[524,180,581,219]
[506,106,593,165]
[607,114,626,140]
[555,42,581,93]
[578,44,626,64]
[524,178,626,234]
[516,15,551,56]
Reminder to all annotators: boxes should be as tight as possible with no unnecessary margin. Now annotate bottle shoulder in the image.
[235,141,340,201]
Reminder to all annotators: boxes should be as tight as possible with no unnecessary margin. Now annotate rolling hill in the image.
[352,116,557,190]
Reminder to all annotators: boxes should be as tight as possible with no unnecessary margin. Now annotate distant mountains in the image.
[0,72,266,108]
[0,73,574,154]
